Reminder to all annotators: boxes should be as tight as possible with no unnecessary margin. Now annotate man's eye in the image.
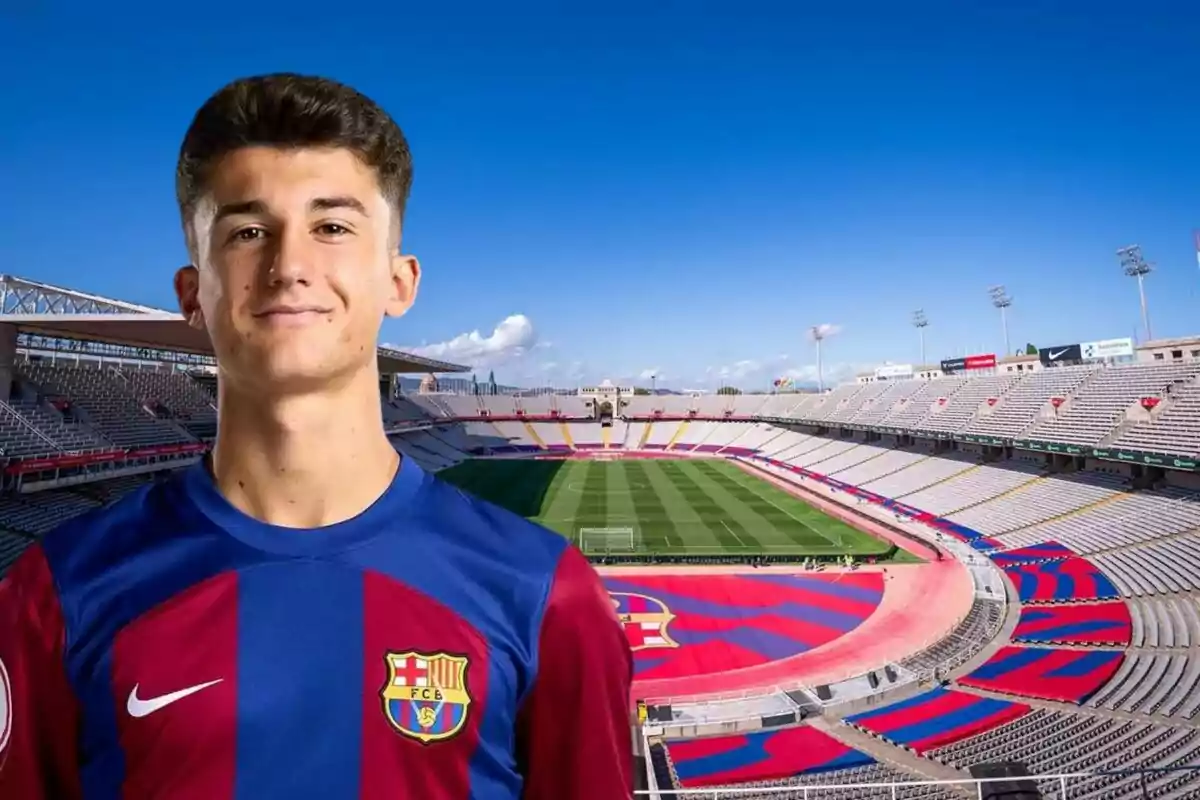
[316,223,349,236]
[232,228,266,242]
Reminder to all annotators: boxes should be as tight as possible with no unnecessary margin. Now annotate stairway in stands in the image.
[522,422,547,449]
[665,420,689,450]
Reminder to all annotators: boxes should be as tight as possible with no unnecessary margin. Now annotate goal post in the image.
[578,526,640,555]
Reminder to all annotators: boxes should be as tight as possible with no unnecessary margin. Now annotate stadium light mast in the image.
[988,285,1013,356]
[810,325,827,393]
[912,310,929,365]
[1117,244,1153,341]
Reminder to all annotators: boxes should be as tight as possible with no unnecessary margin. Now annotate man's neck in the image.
[211,376,398,529]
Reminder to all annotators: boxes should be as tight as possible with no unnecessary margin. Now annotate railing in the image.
[634,765,1200,799]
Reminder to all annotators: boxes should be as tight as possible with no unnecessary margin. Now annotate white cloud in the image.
[807,323,842,341]
[699,351,869,391]
[706,360,765,381]
[396,314,537,367]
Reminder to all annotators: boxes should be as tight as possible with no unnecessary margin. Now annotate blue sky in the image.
[2,3,1198,391]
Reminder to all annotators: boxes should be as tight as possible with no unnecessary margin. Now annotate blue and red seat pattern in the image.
[959,645,1124,703]
[665,726,873,788]
[1013,601,1131,646]
[845,686,1030,754]
[602,572,883,679]
[990,541,1076,566]
[1004,557,1120,603]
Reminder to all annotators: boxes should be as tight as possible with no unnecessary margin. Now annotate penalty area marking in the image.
[563,481,651,494]
[719,519,747,548]
[725,466,845,548]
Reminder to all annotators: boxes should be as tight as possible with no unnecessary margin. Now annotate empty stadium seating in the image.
[846,687,1031,754]
[4,357,1200,799]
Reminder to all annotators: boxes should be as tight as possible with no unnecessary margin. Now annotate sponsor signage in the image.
[940,353,995,374]
[1080,337,1134,360]
[874,364,914,380]
[5,442,207,475]
[1038,343,1083,365]
[965,353,997,370]
[1090,448,1198,471]
[940,357,966,373]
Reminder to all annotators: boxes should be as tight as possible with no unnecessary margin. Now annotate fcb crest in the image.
[609,592,679,652]
[380,651,471,744]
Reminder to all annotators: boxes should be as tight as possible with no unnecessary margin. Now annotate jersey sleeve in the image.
[0,546,81,799]
[516,544,633,800]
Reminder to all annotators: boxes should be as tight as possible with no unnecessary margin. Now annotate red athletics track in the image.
[599,559,973,702]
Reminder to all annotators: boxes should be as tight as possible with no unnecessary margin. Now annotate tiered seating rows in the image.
[931,708,1200,800]
[1003,557,1120,603]
[664,726,872,788]
[846,687,1030,754]
[960,646,1124,704]
[1012,602,1131,646]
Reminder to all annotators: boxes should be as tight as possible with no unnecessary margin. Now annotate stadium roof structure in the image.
[0,275,468,374]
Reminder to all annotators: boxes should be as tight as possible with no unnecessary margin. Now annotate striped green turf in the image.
[437,458,893,557]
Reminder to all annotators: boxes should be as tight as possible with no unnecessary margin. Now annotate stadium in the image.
[2,274,1200,799]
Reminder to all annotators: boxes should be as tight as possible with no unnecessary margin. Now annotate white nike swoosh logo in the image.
[1049,349,1069,359]
[127,679,223,718]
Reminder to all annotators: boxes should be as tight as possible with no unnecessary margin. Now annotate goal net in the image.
[579,526,639,555]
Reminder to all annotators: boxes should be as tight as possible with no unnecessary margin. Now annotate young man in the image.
[0,74,633,799]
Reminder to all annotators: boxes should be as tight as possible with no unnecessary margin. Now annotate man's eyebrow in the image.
[211,196,369,224]
[213,199,268,224]
[310,196,369,216]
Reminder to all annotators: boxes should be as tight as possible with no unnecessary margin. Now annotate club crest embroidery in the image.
[380,651,471,744]
[610,592,679,652]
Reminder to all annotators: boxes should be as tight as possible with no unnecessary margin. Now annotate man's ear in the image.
[174,265,206,330]
[385,254,421,319]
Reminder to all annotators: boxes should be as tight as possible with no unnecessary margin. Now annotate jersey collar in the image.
[180,452,426,556]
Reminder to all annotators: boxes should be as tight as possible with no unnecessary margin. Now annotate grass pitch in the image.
[439,458,902,559]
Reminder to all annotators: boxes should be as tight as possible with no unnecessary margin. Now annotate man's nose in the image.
[267,225,316,287]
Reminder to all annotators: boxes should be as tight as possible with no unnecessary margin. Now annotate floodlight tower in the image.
[912,310,929,365]
[988,285,1013,356]
[1117,245,1153,341]
[810,325,827,393]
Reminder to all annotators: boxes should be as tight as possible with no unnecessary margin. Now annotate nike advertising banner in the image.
[1039,343,1083,365]
[874,364,914,380]
[1080,337,1134,360]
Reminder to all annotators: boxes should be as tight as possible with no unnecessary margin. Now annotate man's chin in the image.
[225,359,361,395]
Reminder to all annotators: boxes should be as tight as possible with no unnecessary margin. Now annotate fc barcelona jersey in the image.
[0,456,633,799]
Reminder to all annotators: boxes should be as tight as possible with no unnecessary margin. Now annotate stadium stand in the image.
[4,278,1200,796]
[1111,380,1200,457]
[1011,601,1132,646]
[662,726,875,787]
[1002,557,1121,603]
[845,687,1031,755]
[958,646,1125,703]
[1024,362,1200,446]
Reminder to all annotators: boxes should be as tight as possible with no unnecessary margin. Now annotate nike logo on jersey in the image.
[127,679,223,718]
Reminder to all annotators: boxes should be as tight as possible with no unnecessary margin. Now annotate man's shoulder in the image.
[38,473,182,579]
[414,473,570,574]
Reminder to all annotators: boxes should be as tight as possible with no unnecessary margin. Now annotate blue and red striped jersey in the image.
[0,456,633,799]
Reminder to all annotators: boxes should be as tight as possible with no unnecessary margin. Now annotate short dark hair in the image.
[176,73,413,223]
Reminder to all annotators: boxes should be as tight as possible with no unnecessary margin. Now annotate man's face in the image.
[175,147,419,395]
